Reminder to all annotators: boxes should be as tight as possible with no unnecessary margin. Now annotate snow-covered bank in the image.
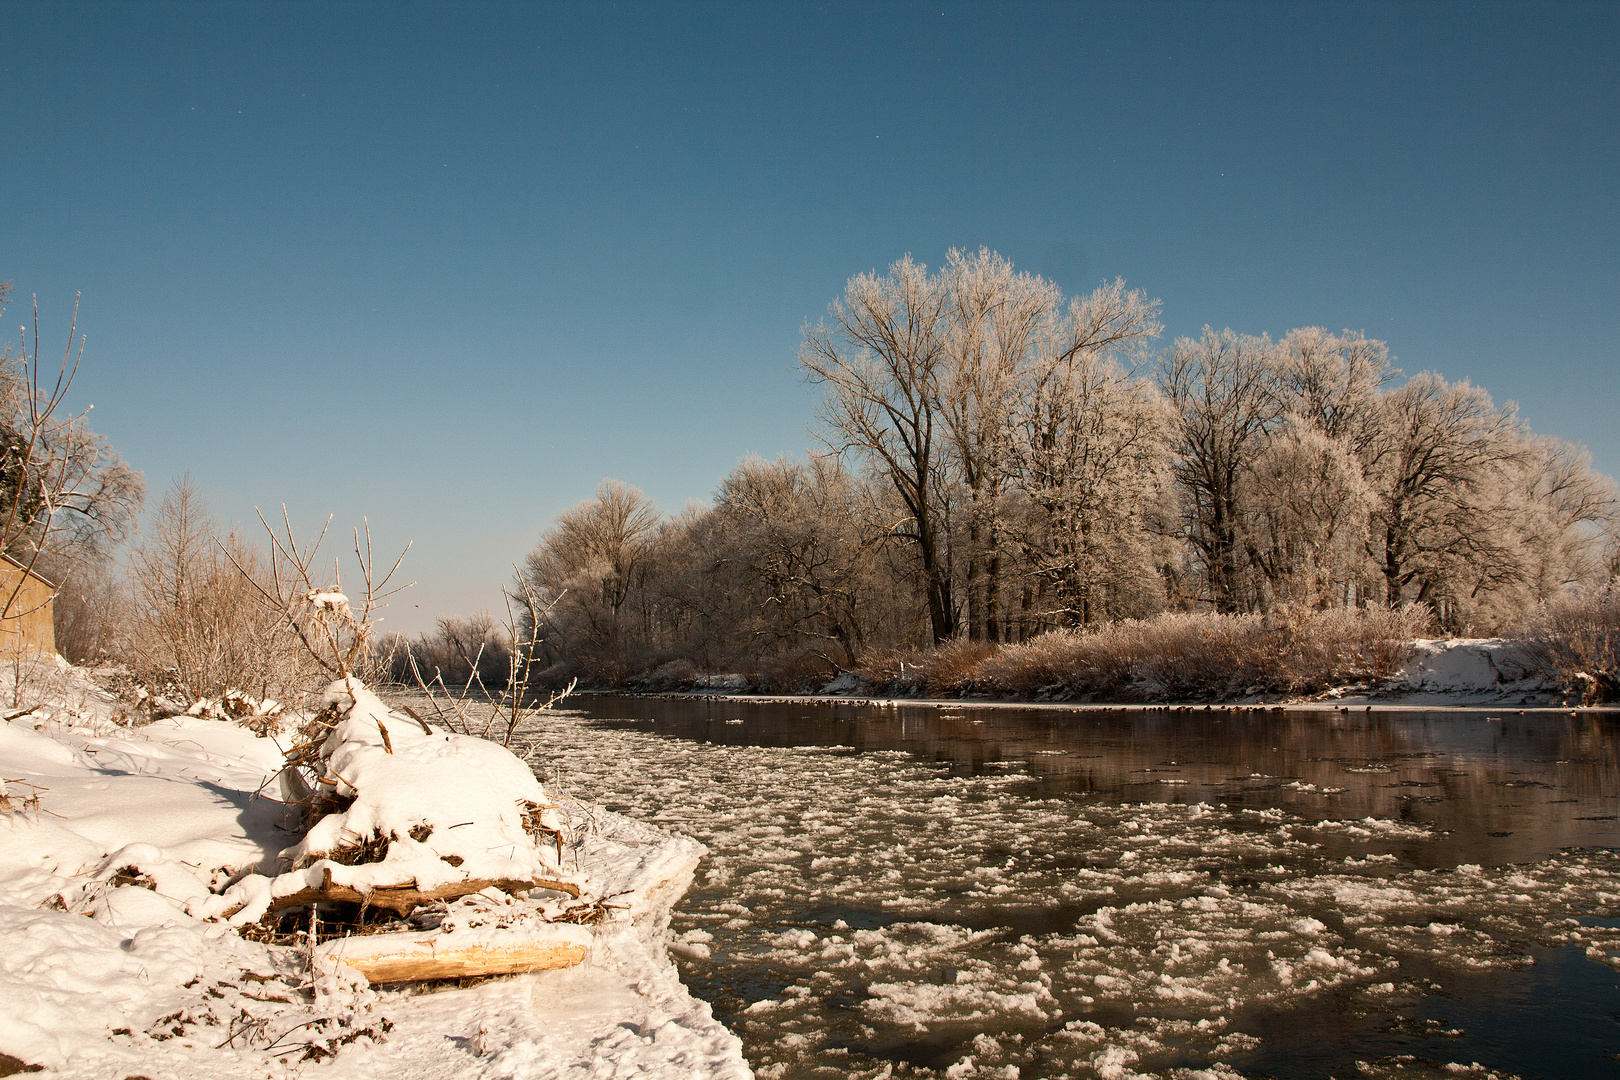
[0,665,750,1078]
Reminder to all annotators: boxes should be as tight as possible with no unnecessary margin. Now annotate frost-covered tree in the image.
[127,477,310,700]
[520,480,661,663]
[1239,422,1373,610]
[800,256,958,642]
[937,249,1057,642]
[1159,328,1285,612]
[1007,287,1168,627]
[1233,328,1395,610]
[1361,372,1528,625]
[1275,327,1395,454]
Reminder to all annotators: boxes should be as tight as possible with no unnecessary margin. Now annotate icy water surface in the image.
[509,697,1620,1080]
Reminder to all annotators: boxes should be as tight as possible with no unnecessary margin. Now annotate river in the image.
[508,695,1620,1080]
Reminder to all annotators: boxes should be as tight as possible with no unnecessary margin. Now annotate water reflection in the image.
[567,696,1620,868]
[531,695,1620,1079]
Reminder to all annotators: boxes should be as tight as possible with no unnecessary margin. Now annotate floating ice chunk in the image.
[1090,1045,1140,1080]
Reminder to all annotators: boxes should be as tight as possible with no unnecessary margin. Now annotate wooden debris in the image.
[318,922,595,984]
[262,876,581,917]
[327,939,588,983]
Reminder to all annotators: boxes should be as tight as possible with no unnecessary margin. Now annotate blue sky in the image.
[3,1,1616,634]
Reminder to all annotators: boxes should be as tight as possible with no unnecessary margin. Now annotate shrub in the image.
[750,648,839,693]
[904,606,1432,702]
[1517,588,1620,704]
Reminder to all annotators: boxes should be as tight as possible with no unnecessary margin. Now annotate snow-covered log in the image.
[197,676,580,929]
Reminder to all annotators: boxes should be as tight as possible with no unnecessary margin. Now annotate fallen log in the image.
[319,923,593,984]
[266,876,581,916]
[330,940,588,983]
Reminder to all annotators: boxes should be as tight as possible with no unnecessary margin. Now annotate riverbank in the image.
[541,604,1618,708]
[612,637,1606,711]
[0,663,750,1079]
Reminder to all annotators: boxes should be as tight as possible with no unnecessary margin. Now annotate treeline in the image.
[9,265,1616,707]
[509,249,1618,689]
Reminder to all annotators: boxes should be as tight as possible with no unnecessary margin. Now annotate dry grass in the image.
[914,639,998,695]
[853,645,930,690]
[516,604,1452,702]
[858,606,1434,702]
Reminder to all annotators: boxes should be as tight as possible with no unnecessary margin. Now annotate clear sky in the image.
[3,1,1616,635]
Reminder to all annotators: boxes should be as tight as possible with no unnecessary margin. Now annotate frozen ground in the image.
[513,700,1620,1080]
[0,665,749,1079]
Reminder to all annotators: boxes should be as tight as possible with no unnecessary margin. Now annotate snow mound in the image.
[200,677,572,926]
[1399,639,1540,692]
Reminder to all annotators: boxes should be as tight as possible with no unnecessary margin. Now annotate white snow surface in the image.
[1387,638,1550,702]
[0,667,750,1079]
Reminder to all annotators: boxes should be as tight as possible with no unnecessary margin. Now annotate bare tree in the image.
[711,454,907,666]
[1159,328,1284,612]
[0,286,143,642]
[800,256,958,642]
[128,478,317,702]
[50,559,127,664]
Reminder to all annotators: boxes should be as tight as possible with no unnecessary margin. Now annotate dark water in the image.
[542,696,1620,1079]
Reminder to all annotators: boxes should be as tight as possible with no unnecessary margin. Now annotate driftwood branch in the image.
[264,876,581,916]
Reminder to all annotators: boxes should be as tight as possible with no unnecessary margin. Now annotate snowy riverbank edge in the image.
[0,664,753,1079]
[632,639,1610,711]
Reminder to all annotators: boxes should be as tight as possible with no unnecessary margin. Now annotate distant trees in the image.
[518,480,662,668]
[1154,324,1615,632]
[510,250,1616,686]
[510,462,923,682]
[378,611,512,692]
[1009,321,1169,628]
[706,454,877,664]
